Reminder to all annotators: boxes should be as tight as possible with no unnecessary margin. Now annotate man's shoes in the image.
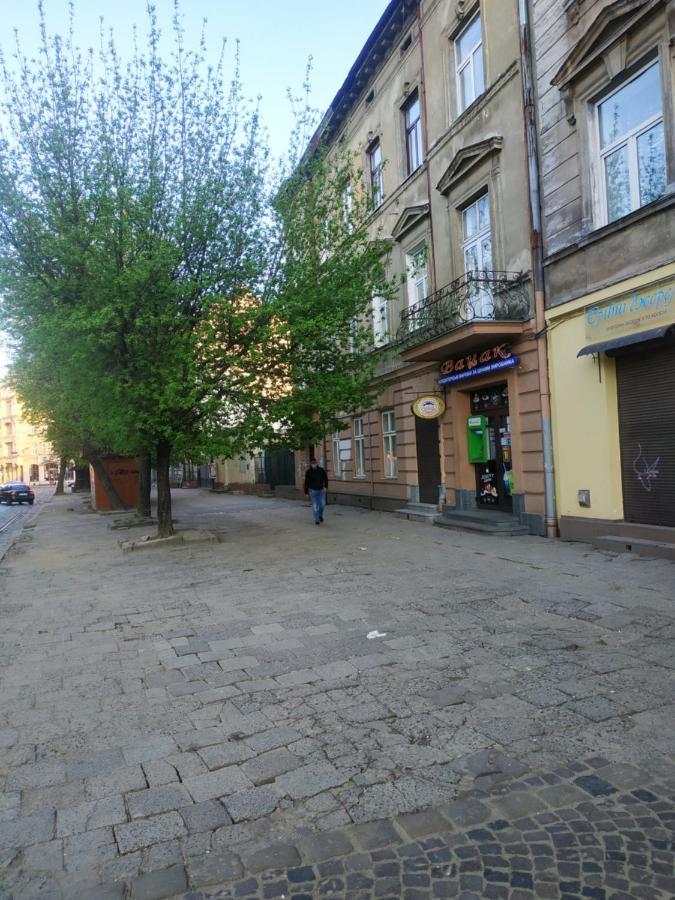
[315,521,320,525]
[320,516,324,522]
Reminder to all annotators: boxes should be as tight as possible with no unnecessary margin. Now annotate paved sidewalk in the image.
[0,490,673,899]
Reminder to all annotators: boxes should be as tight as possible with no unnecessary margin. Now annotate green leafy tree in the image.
[0,5,394,539]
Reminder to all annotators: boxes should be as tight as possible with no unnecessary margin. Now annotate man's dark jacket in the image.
[304,466,328,492]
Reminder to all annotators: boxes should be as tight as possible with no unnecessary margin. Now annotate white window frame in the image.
[353,417,366,478]
[332,431,341,477]
[455,13,485,114]
[368,140,384,208]
[342,183,353,233]
[462,192,493,318]
[406,243,429,309]
[403,90,423,175]
[594,59,665,226]
[372,294,390,347]
[382,410,398,479]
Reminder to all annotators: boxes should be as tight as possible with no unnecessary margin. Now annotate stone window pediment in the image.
[435,136,503,196]
[391,203,430,241]
[552,0,658,92]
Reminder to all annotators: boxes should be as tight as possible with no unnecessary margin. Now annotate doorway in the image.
[415,416,442,505]
[470,383,513,511]
[616,339,675,527]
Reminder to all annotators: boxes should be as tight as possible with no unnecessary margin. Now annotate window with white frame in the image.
[372,293,390,347]
[406,243,429,309]
[403,90,423,175]
[353,417,366,477]
[455,14,485,114]
[342,183,353,232]
[462,193,493,318]
[332,431,341,476]
[382,410,398,478]
[368,140,384,208]
[596,60,666,225]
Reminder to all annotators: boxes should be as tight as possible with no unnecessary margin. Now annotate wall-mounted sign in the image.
[438,343,518,385]
[412,395,446,419]
[584,278,675,341]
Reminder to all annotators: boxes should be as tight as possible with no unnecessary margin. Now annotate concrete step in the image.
[434,509,529,536]
[396,503,438,524]
[593,534,675,561]
[596,521,675,544]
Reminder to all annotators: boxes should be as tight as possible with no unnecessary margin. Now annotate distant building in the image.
[530,0,675,544]
[0,385,59,483]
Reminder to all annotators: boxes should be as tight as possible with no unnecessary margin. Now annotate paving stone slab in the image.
[126,783,193,819]
[130,864,188,899]
[241,747,301,785]
[114,812,187,854]
[222,785,282,823]
[0,810,55,849]
[56,795,127,837]
[183,767,253,803]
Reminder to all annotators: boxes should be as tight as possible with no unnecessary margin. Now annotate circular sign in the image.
[411,395,446,419]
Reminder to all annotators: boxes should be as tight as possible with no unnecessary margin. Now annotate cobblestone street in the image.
[0,490,673,899]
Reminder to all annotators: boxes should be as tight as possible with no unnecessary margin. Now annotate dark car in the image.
[0,482,35,505]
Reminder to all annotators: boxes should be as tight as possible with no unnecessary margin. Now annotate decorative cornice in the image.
[436,137,504,196]
[552,0,658,90]
[391,203,430,241]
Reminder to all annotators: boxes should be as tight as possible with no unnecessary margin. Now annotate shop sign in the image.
[438,343,518,385]
[412,395,446,419]
[584,278,675,341]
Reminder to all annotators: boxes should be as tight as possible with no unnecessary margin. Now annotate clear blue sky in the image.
[0,0,386,374]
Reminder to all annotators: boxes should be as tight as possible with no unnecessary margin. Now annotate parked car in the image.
[0,482,35,505]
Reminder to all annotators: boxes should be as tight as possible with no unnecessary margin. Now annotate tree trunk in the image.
[156,441,174,537]
[86,451,125,510]
[138,452,152,519]
[54,456,68,495]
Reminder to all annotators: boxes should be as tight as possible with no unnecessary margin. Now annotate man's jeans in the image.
[308,488,326,523]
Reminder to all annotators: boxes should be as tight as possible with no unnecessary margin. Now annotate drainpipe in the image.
[416,1,437,291]
[518,0,557,538]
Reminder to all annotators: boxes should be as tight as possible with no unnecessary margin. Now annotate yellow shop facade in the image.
[547,263,675,544]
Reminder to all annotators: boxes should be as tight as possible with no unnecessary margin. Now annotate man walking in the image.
[304,456,328,525]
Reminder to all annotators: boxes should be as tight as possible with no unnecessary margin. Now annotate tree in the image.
[0,5,394,540]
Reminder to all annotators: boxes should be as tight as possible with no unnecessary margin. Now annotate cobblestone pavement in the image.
[0,490,673,899]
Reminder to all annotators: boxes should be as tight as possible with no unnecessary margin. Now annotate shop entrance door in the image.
[470,384,513,511]
[616,340,675,527]
[415,416,442,505]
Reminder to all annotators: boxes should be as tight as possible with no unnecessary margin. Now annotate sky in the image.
[0,0,387,375]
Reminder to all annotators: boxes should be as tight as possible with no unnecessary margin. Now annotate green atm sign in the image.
[467,415,489,464]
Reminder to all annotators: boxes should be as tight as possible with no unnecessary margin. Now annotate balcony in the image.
[396,270,531,361]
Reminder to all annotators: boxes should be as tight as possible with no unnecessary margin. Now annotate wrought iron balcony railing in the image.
[397,270,531,350]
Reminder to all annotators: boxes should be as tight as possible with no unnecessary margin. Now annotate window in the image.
[406,243,429,308]
[462,193,493,318]
[353,417,366,477]
[342,183,353,233]
[372,294,390,347]
[403,91,423,175]
[368,140,384,208]
[332,431,341,476]
[455,14,485,113]
[382,411,398,478]
[31,444,38,456]
[596,60,666,225]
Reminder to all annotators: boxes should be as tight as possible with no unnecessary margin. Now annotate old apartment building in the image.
[530,0,675,545]
[299,0,553,536]
[0,385,58,483]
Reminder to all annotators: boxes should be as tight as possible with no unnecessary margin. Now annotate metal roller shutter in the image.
[615,339,675,526]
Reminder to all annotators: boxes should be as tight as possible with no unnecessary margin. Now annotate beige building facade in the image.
[299,0,551,535]
[530,0,675,545]
[0,386,58,484]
